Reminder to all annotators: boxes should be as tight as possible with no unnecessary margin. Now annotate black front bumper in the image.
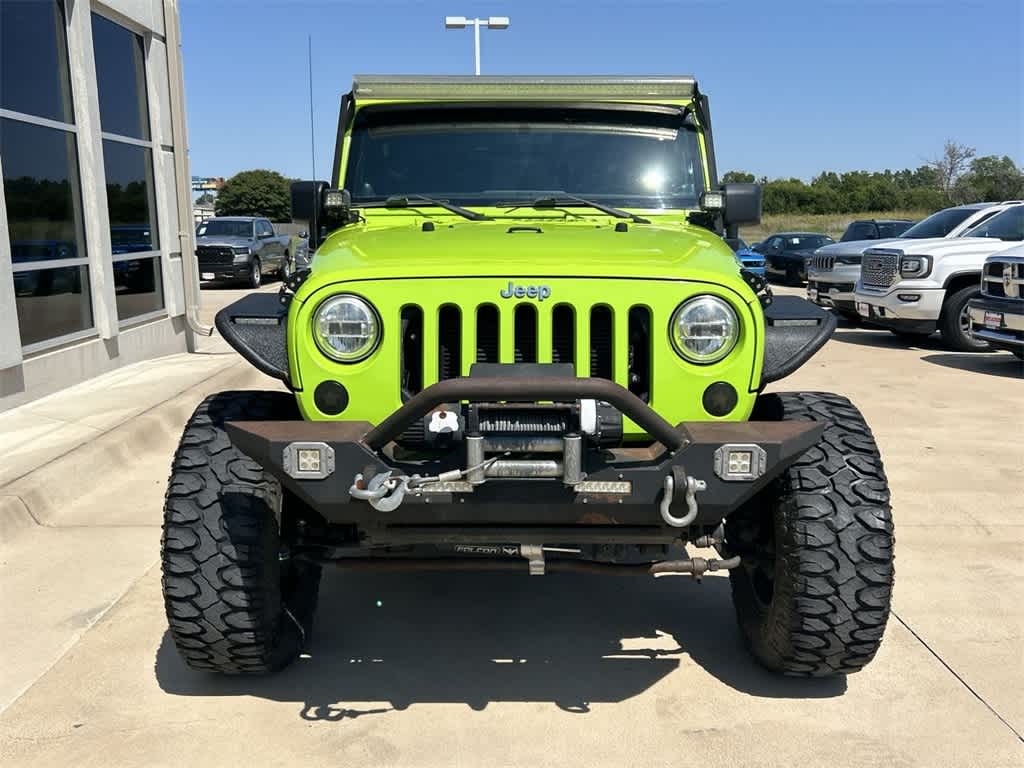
[226,376,822,541]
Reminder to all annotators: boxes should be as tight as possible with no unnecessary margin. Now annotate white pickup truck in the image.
[854,203,1024,350]
[807,202,1019,319]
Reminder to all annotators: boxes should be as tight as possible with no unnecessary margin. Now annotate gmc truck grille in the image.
[196,245,235,267]
[809,254,835,272]
[861,251,900,289]
[982,258,1024,299]
[399,302,652,403]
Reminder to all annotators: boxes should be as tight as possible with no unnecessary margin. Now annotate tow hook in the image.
[659,472,706,528]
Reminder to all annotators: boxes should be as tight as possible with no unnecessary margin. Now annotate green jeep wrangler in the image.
[162,76,894,678]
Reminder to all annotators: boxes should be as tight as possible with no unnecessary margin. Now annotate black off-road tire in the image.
[725,392,894,677]
[161,391,321,674]
[279,251,292,282]
[939,284,988,352]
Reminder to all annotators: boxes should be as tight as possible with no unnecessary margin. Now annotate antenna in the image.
[307,34,318,248]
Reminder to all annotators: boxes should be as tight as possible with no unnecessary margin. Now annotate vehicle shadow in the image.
[154,570,845,720]
[922,352,1023,379]
[828,327,947,351]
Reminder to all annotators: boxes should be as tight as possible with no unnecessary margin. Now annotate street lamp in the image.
[443,15,510,75]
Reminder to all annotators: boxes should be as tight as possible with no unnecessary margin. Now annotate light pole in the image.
[443,16,510,75]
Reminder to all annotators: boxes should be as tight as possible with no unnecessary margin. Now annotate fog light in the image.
[702,381,738,416]
[314,380,349,415]
[283,442,335,480]
[713,443,767,481]
[898,293,920,302]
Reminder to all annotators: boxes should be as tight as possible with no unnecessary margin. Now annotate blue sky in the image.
[180,0,1022,184]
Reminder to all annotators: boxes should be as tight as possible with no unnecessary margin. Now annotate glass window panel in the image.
[2,117,86,262]
[14,265,92,346]
[103,140,159,251]
[114,255,163,319]
[1,0,73,123]
[91,13,150,140]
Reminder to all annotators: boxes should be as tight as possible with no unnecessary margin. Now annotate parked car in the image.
[855,203,1024,350]
[196,216,293,288]
[807,202,1021,319]
[755,232,834,284]
[968,245,1024,359]
[724,237,765,277]
[839,219,914,242]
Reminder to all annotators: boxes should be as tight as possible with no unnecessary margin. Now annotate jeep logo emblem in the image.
[500,281,551,301]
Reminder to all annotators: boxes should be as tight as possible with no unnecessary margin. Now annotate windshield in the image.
[900,208,976,239]
[963,206,1024,241]
[841,221,909,241]
[783,235,831,251]
[345,106,706,210]
[876,222,912,238]
[198,220,253,238]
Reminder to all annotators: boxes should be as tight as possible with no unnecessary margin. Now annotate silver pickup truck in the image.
[196,216,293,288]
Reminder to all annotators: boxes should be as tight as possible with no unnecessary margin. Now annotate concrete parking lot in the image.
[1,285,1021,767]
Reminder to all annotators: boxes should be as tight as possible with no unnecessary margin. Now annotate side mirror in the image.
[299,231,308,239]
[291,180,329,223]
[721,183,762,228]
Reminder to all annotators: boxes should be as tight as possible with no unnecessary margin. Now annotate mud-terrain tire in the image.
[725,392,894,677]
[161,391,321,674]
[939,284,987,352]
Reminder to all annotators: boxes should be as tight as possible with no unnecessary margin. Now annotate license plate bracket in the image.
[983,310,1003,329]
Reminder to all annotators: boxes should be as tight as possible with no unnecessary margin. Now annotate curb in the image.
[0,360,280,541]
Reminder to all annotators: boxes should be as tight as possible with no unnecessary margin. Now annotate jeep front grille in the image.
[982,257,1024,299]
[399,301,653,403]
[861,250,900,289]
[809,254,835,272]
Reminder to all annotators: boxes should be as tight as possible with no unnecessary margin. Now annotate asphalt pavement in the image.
[0,284,1021,767]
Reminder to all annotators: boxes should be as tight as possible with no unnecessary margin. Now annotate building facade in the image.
[0,0,198,412]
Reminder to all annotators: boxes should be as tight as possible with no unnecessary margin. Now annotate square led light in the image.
[727,450,752,475]
[283,442,335,480]
[713,443,767,482]
[297,448,321,472]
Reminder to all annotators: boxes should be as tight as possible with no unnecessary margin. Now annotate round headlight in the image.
[670,295,739,364]
[313,295,381,362]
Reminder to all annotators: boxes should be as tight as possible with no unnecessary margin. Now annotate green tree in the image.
[194,192,215,206]
[721,170,755,183]
[952,155,1024,203]
[214,169,292,220]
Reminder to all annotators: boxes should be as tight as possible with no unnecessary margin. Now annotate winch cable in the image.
[349,453,510,512]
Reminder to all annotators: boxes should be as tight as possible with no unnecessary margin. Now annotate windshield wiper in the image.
[361,194,491,221]
[529,194,651,224]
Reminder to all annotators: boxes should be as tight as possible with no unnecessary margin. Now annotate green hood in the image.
[304,214,743,290]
